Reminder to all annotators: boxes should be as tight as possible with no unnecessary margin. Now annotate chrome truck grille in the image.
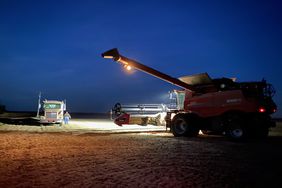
[46,112,57,119]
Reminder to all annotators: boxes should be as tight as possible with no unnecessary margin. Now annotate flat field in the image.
[0,120,281,187]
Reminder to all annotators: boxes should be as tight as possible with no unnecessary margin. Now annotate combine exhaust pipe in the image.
[102,48,194,91]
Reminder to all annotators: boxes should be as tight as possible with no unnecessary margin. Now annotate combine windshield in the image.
[240,81,275,99]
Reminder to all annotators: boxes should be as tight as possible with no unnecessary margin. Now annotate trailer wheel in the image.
[171,114,199,137]
[113,103,122,116]
[225,114,247,140]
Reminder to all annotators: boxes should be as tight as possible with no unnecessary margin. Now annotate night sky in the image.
[1,0,281,117]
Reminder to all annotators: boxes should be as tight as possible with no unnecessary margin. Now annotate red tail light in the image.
[259,107,266,113]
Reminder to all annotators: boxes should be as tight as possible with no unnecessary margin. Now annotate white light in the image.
[123,65,132,71]
[126,65,132,71]
[103,55,114,59]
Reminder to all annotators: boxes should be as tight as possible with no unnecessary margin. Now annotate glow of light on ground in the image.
[67,119,166,132]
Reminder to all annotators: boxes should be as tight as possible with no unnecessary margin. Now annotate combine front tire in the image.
[171,114,199,137]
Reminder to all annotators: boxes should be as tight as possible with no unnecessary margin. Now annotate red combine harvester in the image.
[102,48,277,140]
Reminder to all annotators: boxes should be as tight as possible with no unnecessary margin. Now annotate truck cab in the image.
[40,100,66,124]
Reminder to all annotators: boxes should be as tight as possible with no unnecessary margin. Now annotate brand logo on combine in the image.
[226,98,242,103]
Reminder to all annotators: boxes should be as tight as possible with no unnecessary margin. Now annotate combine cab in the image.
[102,48,277,140]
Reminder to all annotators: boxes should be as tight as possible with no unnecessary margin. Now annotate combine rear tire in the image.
[171,114,199,137]
[225,114,247,141]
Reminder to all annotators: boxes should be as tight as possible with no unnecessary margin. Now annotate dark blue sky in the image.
[1,0,282,117]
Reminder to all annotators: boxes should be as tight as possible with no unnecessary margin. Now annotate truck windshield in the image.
[44,103,61,109]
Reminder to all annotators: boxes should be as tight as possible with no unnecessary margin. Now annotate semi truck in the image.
[40,100,66,124]
[102,48,277,140]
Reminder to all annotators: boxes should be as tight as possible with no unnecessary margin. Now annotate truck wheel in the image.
[171,114,199,137]
[225,114,247,141]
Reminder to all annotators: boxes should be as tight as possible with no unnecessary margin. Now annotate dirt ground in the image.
[0,122,282,188]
